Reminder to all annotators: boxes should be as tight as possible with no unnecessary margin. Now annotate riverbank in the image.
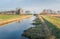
[22,15,55,39]
[0,15,32,26]
[42,15,60,39]
[38,15,55,39]
[22,16,46,39]
[0,16,35,39]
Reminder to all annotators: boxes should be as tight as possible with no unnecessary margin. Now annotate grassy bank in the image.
[42,15,60,28]
[0,14,32,21]
[0,15,20,21]
[42,15,60,39]
[22,17,46,39]
[0,14,32,26]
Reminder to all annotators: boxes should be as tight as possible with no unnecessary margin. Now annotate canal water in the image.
[0,16,36,39]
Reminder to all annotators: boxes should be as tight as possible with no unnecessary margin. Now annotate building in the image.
[25,10,31,14]
[0,8,23,15]
[0,11,16,14]
[40,9,60,15]
[40,9,48,15]
[17,8,23,15]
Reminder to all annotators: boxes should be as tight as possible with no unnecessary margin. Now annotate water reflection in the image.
[0,16,36,39]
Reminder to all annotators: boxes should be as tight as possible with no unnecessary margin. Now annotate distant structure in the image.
[0,8,23,15]
[17,8,23,15]
[25,10,31,14]
[40,9,48,15]
[57,11,60,14]
[40,9,60,15]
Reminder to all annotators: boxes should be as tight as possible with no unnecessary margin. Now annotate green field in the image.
[42,15,60,28]
[42,15,60,39]
[0,15,20,21]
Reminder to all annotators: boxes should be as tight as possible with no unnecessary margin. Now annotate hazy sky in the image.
[0,0,60,13]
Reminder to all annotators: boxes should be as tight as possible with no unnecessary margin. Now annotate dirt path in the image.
[38,15,55,39]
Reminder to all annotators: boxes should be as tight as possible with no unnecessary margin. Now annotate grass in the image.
[0,14,32,26]
[0,14,30,22]
[42,15,60,28]
[42,15,60,39]
[0,15,20,20]
[22,17,46,39]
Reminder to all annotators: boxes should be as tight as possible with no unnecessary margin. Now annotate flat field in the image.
[0,15,21,21]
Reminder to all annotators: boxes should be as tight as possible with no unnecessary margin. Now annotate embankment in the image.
[22,16,46,39]
[0,15,32,26]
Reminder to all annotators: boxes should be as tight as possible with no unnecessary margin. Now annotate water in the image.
[0,16,36,39]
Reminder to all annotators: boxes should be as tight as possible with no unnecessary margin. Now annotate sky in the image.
[0,0,60,13]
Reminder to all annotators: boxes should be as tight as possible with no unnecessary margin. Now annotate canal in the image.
[0,16,36,39]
